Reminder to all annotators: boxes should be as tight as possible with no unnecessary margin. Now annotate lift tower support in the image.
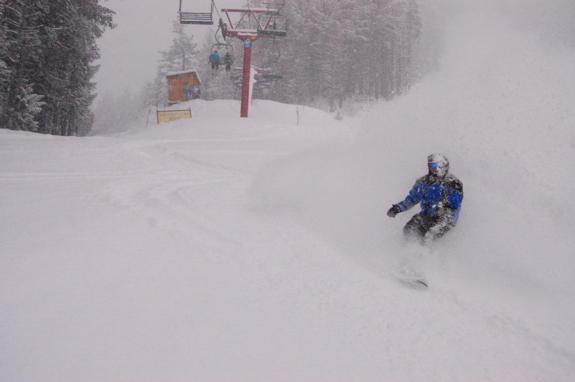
[219,7,286,117]
[179,1,286,118]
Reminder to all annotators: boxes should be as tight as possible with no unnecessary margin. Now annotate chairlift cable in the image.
[212,0,223,19]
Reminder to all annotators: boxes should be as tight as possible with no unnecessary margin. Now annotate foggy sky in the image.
[95,0,245,98]
[95,0,575,100]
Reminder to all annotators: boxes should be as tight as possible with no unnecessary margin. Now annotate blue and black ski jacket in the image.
[209,52,220,63]
[397,174,464,224]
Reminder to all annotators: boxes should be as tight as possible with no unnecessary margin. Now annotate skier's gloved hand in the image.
[387,204,401,218]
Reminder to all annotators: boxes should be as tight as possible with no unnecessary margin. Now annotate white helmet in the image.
[427,153,449,177]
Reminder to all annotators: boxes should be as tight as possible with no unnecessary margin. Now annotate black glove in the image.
[387,204,401,218]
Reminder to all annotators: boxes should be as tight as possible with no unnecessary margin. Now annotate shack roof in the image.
[166,70,201,83]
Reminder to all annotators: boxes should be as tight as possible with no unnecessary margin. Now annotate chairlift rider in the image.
[209,50,221,70]
[223,51,233,72]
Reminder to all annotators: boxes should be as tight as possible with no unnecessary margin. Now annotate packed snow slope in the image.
[2,4,575,382]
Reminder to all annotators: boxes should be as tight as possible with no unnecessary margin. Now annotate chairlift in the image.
[219,7,288,40]
[257,1,287,37]
[179,0,214,25]
[210,41,235,72]
[257,15,287,37]
[196,2,288,118]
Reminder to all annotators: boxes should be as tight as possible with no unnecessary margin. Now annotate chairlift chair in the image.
[179,0,214,25]
[257,15,287,37]
[257,1,287,36]
[211,42,234,56]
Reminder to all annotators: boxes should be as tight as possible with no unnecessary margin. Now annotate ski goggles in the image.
[428,162,443,170]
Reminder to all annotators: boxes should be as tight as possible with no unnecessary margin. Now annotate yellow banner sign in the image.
[156,109,192,124]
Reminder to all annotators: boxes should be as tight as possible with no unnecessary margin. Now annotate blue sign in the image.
[243,40,252,48]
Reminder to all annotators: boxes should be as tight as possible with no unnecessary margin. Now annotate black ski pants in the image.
[403,213,454,243]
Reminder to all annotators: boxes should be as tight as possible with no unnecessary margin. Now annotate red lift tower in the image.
[218,7,286,117]
[179,1,286,118]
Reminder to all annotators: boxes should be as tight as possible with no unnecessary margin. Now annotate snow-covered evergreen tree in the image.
[252,0,421,109]
[0,0,45,131]
[159,21,199,74]
[0,1,9,121]
[33,0,114,136]
[0,0,113,135]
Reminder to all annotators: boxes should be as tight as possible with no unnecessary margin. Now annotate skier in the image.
[223,52,233,72]
[209,50,221,70]
[387,154,463,244]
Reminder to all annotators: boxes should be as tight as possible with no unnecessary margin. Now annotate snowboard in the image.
[396,276,429,289]
[393,265,429,290]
